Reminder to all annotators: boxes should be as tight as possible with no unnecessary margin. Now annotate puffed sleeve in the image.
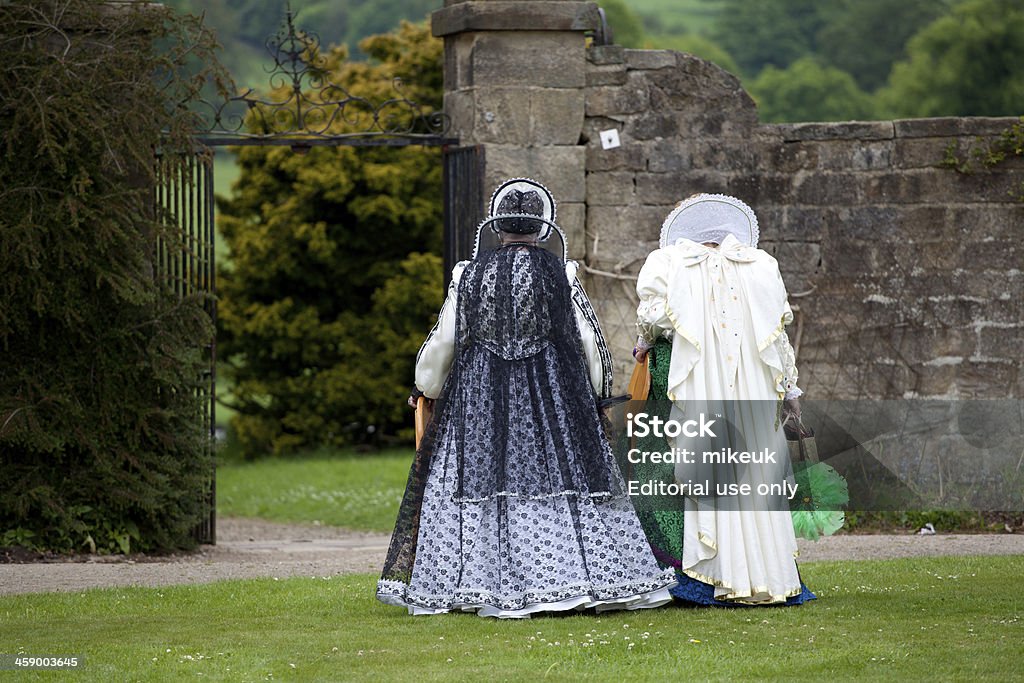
[567,261,613,398]
[414,262,467,399]
[635,248,674,347]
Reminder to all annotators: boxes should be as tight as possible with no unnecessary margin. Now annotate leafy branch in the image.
[941,116,1024,200]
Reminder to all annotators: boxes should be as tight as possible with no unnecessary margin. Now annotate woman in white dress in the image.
[633,193,814,606]
[377,178,676,617]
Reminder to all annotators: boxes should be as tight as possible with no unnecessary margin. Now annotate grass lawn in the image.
[217,450,411,531]
[1,556,1021,681]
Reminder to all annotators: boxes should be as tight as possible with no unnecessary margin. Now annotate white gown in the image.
[636,234,804,604]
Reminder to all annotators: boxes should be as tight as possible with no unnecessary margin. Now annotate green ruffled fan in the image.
[790,461,848,541]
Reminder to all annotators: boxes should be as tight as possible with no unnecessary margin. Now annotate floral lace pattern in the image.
[378,244,675,614]
[377,447,676,612]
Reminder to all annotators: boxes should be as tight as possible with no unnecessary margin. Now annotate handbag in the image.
[784,413,848,540]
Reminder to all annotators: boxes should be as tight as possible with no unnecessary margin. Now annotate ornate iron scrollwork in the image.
[195,6,450,145]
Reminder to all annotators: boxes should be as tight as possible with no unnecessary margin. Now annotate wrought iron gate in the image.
[154,152,217,543]
[155,6,481,544]
[442,145,485,284]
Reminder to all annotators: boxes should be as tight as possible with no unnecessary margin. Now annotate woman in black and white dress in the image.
[376,178,675,618]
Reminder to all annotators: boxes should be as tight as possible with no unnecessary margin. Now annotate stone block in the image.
[627,111,678,140]
[585,204,662,262]
[792,171,864,205]
[644,140,694,173]
[897,205,950,239]
[432,1,600,36]
[585,82,650,117]
[483,144,586,203]
[584,202,639,238]
[829,206,900,241]
[557,202,586,260]
[586,64,628,86]
[917,296,993,329]
[452,86,584,145]
[464,87,531,144]
[917,240,966,271]
[772,242,821,276]
[469,32,586,88]
[587,44,624,65]
[624,49,676,70]
[979,325,1024,362]
[861,362,917,398]
[443,33,475,90]
[892,137,953,170]
[753,204,788,238]
[956,360,1018,398]
[893,118,961,139]
[912,364,958,397]
[892,326,973,365]
[585,141,644,172]
[858,172,909,203]
[634,171,687,204]
[781,207,839,242]
[950,205,1024,241]
[725,173,796,207]
[530,88,585,145]
[958,269,1022,300]
[635,203,677,240]
[822,243,874,278]
[690,138,773,173]
[962,240,1018,270]
[796,356,865,400]
[586,170,635,206]
[816,140,894,171]
[937,167,1024,203]
[443,89,476,143]
[773,121,895,142]
[636,170,732,205]
[646,53,747,106]
[958,116,1024,137]
[770,141,818,173]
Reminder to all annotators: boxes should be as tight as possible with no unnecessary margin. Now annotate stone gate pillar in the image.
[432,0,599,259]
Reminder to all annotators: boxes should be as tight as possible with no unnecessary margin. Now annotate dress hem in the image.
[377,573,678,619]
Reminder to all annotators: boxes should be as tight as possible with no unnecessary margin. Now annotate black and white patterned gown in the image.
[376,244,675,617]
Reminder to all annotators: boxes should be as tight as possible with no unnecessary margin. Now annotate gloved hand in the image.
[407,387,424,409]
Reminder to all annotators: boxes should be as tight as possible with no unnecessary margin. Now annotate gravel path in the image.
[1,518,1022,597]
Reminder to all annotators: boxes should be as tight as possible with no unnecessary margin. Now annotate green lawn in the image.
[1,556,1021,681]
[211,150,239,264]
[217,450,412,531]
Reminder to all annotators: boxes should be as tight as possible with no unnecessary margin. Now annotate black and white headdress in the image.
[472,178,568,261]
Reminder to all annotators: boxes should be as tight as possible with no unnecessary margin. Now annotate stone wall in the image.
[581,45,1023,399]
[434,0,596,260]
[434,1,1024,399]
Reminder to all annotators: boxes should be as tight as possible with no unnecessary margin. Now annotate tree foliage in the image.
[881,0,1024,117]
[814,0,953,92]
[163,0,438,83]
[711,0,825,78]
[750,57,876,123]
[600,0,646,49]
[217,21,444,456]
[0,0,227,552]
